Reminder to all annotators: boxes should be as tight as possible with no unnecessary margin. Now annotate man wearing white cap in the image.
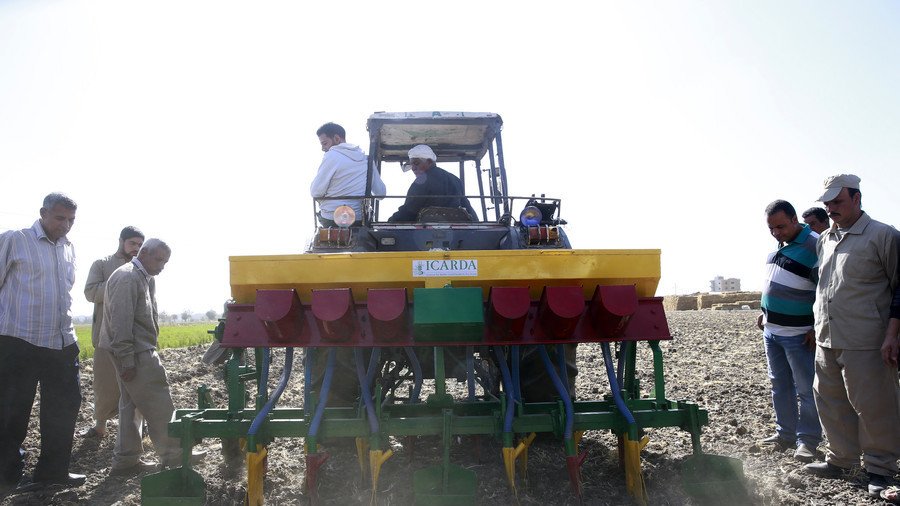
[388,144,477,222]
[802,174,900,499]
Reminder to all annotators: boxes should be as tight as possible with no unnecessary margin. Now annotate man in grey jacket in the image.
[99,239,202,476]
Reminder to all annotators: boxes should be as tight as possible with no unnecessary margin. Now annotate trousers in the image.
[0,335,81,484]
[110,349,180,468]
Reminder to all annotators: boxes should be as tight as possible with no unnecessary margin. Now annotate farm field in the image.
[2,310,893,505]
[75,322,217,361]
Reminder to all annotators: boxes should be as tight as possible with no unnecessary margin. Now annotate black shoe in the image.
[15,473,86,493]
[109,461,159,477]
[803,461,845,478]
[868,472,891,497]
[793,443,817,463]
[759,434,794,451]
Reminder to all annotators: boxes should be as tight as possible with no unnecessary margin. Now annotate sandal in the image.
[881,486,900,504]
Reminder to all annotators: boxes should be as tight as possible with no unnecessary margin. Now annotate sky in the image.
[1,1,898,318]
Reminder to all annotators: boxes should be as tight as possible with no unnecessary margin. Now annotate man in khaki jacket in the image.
[802,174,900,499]
[82,226,143,438]
[99,239,203,476]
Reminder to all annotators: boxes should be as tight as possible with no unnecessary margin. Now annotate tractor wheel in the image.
[517,343,578,402]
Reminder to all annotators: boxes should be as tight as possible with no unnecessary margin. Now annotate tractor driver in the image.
[387,144,477,222]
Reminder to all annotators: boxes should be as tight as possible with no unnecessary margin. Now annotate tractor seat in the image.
[416,207,474,223]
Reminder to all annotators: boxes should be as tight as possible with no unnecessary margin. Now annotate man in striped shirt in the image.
[0,193,86,495]
[757,199,822,463]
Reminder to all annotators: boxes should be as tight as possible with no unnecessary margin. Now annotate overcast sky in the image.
[1,1,897,317]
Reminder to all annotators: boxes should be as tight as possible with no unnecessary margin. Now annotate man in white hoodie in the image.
[310,122,386,226]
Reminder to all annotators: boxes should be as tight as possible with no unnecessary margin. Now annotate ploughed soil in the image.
[3,310,895,505]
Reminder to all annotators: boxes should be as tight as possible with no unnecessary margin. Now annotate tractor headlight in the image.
[519,205,542,226]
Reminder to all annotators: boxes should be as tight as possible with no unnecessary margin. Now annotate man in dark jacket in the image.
[388,144,477,222]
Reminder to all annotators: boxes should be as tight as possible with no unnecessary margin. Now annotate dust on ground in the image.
[2,310,892,505]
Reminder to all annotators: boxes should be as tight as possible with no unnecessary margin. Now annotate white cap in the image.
[816,174,860,202]
[408,144,437,161]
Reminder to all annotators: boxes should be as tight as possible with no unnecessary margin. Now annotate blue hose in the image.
[404,347,423,403]
[511,346,522,402]
[537,345,574,440]
[556,344,569,397]
[366,348,381,388]
[601,343,637,426]
[493,347,516,434]
[308,348,337,438]
[248,347,294,436]
[355,348,379,434]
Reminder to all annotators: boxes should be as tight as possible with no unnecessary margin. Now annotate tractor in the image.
[140,111,745,505]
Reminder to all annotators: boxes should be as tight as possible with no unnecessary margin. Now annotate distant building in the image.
[710,275,741,292]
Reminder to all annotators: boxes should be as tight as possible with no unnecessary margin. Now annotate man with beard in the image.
[82,226,144,439]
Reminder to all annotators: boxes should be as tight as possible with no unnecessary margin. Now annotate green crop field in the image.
[75,323,216,361]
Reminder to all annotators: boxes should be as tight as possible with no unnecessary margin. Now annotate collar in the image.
[824,211,870,238]
[132,257,152,280]
[31,220,70,246]
[790,224,812,245]
[845,211,871,235]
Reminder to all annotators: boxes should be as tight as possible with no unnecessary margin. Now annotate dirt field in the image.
[2,310,894,505]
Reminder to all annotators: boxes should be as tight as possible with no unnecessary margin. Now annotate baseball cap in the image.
[816,174,860,202]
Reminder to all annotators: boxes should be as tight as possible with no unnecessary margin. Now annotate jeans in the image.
[764,330,822,447]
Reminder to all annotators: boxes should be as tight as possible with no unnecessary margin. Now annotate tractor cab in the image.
[307,111,570,253]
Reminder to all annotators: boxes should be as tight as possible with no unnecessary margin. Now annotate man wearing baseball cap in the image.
[387,144,477,222]
[802,174,900,499]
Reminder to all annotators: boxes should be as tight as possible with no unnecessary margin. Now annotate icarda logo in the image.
[412,259,478,277]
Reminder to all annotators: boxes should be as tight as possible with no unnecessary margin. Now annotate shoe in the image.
[15,473,86,493]
[793,443,816,463]
[868,472,891,497]
[80,427,106,439]
[803,461,845,478]
[109,460,159,477]
[759,434,794,451]
[162,448,208,468]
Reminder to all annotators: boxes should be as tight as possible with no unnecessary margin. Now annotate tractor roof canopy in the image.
[367,112,503,164]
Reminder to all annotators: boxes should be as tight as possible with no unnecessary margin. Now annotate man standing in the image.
[99,239,202,475]
[756,200,821,462]
[802,174,900,498]
[388,144,477,222]
[82,226,144,438]
[310,122,386,227]
[0,193,86,494]
[801,207,830,235]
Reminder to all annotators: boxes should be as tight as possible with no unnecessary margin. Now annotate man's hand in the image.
[756,313,764,331]
[881,335,899,368]
[120,367,137,382]
[803,329,816,351]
